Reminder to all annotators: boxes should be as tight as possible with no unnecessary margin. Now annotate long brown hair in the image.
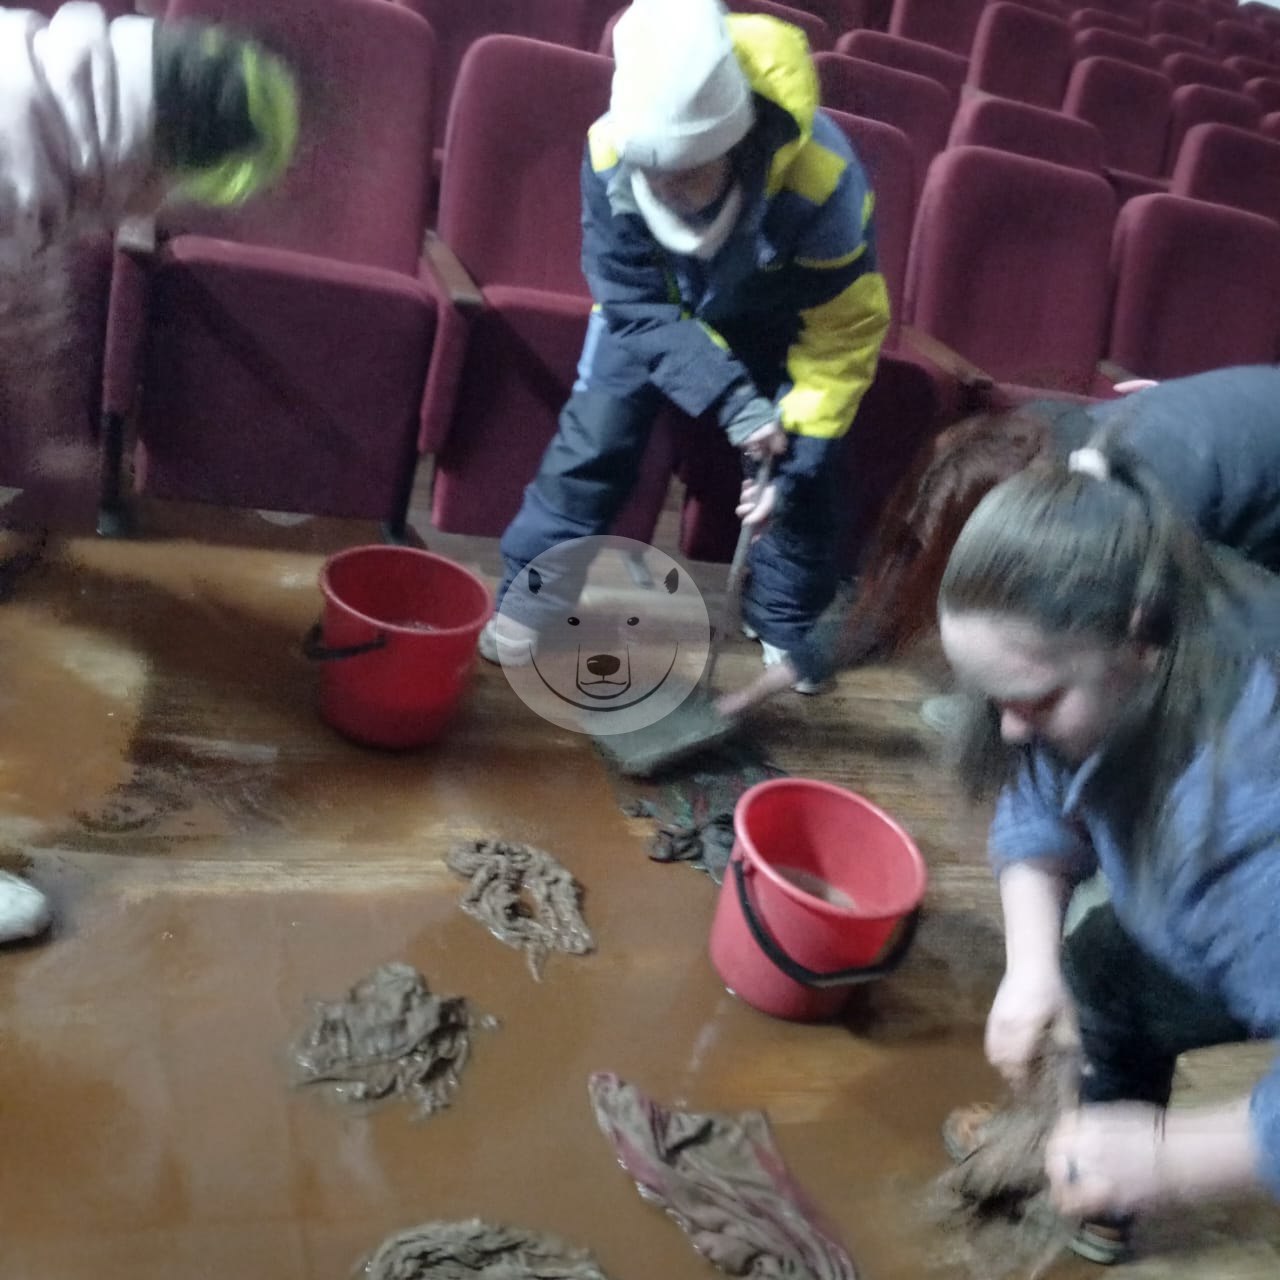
[938,434,1259,886]
[837,410,1058,667]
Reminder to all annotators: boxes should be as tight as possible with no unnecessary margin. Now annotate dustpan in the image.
[594,459,768,777]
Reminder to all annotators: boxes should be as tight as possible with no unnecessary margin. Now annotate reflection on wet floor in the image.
[0,514,1277,1279]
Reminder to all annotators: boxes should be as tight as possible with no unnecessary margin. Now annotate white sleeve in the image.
[0,3,155,262]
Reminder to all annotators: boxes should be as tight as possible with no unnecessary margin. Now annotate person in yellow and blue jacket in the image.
[482,0,890,692]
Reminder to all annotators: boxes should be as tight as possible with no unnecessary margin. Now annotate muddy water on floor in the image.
[0,865,1013,1280]
[0,533,1106,1279]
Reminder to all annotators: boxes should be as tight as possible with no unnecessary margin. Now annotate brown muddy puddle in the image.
[0,530,1275,1279]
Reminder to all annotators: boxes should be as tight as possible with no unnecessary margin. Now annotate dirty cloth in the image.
[621,747,786,885]
[928,1045,1078,1279]
[588,1072,856,1279]
[360,1218,611,1280]
[291,963,493,1118]
[447,839,594,981]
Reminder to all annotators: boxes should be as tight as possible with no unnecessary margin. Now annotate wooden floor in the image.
[0,484,1276,1280]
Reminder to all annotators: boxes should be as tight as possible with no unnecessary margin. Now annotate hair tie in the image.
[1068,447,1110,482]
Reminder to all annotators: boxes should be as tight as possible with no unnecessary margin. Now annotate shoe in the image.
[1069,1218,1133,1266]
[0,871,51,944]
[941,1101,999,1163]
[477,616,537,667]
[920,692,966,734]
[759,640,823,694]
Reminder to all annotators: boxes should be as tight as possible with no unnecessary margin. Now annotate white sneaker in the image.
[759,640,823,695]
[477,616,537,667]
[920,693,967,734]
[0,871,51,944]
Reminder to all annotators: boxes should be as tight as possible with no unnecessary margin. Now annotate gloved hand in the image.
[152,21,298,206]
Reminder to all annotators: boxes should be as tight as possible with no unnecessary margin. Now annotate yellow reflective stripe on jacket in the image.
[778,271,891,440]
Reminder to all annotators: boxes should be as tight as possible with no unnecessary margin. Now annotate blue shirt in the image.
[989,660,1280,1197]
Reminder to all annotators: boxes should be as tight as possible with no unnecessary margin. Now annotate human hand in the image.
[741,420,787,460]
[736,477,778,535]
[1046,1103,1166,1218]
[715,661,796,718]
[984,964,1072,1089]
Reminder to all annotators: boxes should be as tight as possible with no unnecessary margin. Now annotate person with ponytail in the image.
[718,365,1280,716]
[935,439,1280,1263]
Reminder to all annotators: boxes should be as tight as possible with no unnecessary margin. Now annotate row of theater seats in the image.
[819,12,1280,196]
[421,30,1280,568]
[887,0,1280,60]
[5,0,1277,575]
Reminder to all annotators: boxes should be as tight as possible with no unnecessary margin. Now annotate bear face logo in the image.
[495,536,710,736]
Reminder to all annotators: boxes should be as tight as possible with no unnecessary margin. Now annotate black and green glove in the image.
[152,21,299,206]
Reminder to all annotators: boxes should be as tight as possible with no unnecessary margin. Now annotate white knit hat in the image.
[610,0,755,172]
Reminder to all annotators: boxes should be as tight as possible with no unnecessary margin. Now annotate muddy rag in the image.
[359,1218,612,1280]
[291,963,494,1118]
[926,1044,1079,1279]
[621,748,786,885]
[588,1072,856,1279]
[447,838,594,980]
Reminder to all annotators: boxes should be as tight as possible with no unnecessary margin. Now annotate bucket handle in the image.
[731,857,921,990]
[302,621,389,662]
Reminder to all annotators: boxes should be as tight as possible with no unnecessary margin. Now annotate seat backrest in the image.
[1073,27,1162,70]
[1214,17,1274,59]
[1170,120,1280,220]
[1166,82,1262,169]
[968,3,1074,109]
[1069,8,1144,37]
[402,0,588,150]
[1005,0,1068,19]
[1246,76,1280,114]
[164,0,435,275]
[887,0,986,55]
[1150,0,1214,43]
[437,35,612,295]
[1162,52,1245,90]
[1150,31,1205,57]
[822,108,915,340]
[1108,192,1280,377]
[906,145,1116,389]
[813,52,954,180]
[1064,57,1173,176]
[948,93,1104,172]
[835,29,969,99]
[1101,0,1155,25]
[598,0,833,54]
[1224,54,1277,83]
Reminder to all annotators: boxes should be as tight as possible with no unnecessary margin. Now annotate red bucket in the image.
[709,778,927,1021]
[304,546,492,749]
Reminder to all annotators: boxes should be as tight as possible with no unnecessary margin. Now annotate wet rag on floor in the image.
[588,1071,856,1278]
[291,962,494,1118]
[447,838,594,980]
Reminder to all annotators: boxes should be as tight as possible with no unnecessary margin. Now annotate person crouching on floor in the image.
[933,440,1280,1264]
